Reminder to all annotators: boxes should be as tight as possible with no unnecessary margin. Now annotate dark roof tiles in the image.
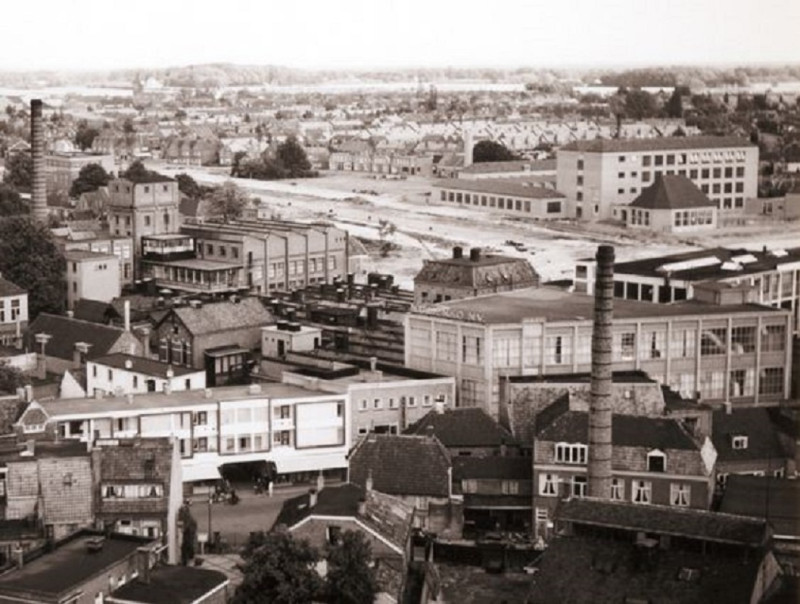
[405,407,518,448]
[630,174,715,210]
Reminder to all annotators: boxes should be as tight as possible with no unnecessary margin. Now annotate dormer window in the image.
[647,450,666,473]
[555,443,588,465]
[731,435,748,450]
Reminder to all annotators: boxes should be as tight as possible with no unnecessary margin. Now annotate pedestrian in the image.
[267,477,274,497]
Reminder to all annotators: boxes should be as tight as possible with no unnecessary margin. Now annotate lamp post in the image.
[207,492,213,553]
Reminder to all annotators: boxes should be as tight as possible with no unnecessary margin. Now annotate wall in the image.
[67,256,121,310]
[290,516,401,559]
[86,362,206,397]
[38,456,94,540]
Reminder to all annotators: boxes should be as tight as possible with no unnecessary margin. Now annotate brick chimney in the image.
[30,99,48,224]
[588,245,614,499]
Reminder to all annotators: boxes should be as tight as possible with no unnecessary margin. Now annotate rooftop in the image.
[90,353,201,378]
[459,159,556,174]
[559,135,755,154]
[63,249,118,261]
[25,313,132,362]
[433,178,565,199]
[0,276,25,298]
[414,253,540,289]
[404,407,518,448]
[630,174,715,211]
[719,475,800,538]
[35,383,325,419]
[161,297,273,336]
[145,257,241,271]
[711,407,787,463]
[452,456,532,481]
[110,566,228,604]
[413,286,782,325]
[0,533,154,600]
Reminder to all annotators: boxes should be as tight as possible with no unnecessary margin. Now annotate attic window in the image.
[731,435,748,450]
[647,450,666,473]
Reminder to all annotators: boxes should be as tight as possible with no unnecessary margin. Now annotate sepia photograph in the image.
[0,0,798,602]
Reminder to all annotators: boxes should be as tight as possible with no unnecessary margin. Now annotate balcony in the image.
[142,258,245,294]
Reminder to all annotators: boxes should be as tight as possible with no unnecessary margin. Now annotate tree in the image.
[207,181,249,222]
[0,361,27,394]
[123,118,136,133]
[0,184,28,216]
[325,531,378,604]
[69,163,111,198]
[176,173,208,200]
[121,160,166,182]
[234,530,323,604]
[472,140,519,163]
[74,122,100,151]
[664,89,684,118]
[0,217,66,318]
[276,137,312,178]
[623,89,657,120]
[3,153,33,191]
[178,505,197,565]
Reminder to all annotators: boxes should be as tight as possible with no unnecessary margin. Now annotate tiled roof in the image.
[433,178,565,199]
[559,135,754,153]
[348,434,451,498]
[25,313,131,361]
[96,438,174,481]
[414,255,540,289]
[0,276,25,298]
[111,567,228,604]
[536,410,698,451]
[558,498,768,546]
[163,297,273,336]
[630,174,715,210]
[719,475,800,537]
[404,407,518,448]
[91,353,200,378]
[711,408,787,463]
[452,456,531,481]
[73,299,114,324]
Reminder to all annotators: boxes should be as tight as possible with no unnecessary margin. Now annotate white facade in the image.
[262,325,322,357]
[86,359,206,398]
[0,288,28,347]
[65,251,121,311]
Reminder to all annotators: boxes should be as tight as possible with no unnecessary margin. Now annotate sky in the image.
[1,0,799,72]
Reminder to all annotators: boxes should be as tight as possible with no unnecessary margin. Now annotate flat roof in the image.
[413,286,783,325]
[433,178,565,199]
[145,258,241,270]
[111,566,228,604]
[559,135,755,153]
[63,249,117,261]
[90,353,201,378]
[142,234,194,241]
[0,534,153,599]
[37,383,332,418]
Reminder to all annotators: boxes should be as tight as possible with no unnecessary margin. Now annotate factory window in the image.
[631,480,652,504]
[577,159,584,170]
[759,367,784,396]
[501,480,520,495]
[642,156,651,167]
[666,154,675,165]
[730,326,756,353]
[144,216,151,227]
[736,166,745,177]
[555,443,587,464]
[700,327,727,356]
[615,332,636,361]
[654,155,663,166]
[670,483,691,507]
[761,324,785,352]
[461,335,483,365]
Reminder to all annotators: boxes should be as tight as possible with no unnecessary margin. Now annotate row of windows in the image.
[462,479,520,494]
[539,473,692,506]
[553,444,666,472]
[204,243,239,259]
[439,190,562,214]
[0,299,22,323]
[358,394,445,411]
[673,209,715,227]
[102,483,164,499]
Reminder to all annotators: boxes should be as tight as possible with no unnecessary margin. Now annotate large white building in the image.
[25,383,349,483]
[556,136,758,222]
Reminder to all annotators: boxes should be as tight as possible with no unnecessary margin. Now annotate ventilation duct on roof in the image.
[721,261,743,271]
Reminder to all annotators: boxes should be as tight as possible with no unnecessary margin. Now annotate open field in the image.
[153,163,800,289]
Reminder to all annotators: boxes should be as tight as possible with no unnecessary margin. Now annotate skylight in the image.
[658,256,721,273]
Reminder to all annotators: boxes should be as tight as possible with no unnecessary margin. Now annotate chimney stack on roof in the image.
[588,245,614,500]
[124,300,131,332]
[453,246,463,259]
[469,247,481,262]
[30,99,48,224]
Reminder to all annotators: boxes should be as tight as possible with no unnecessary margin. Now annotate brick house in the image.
[274,481,414,601]
[152,298,273,370]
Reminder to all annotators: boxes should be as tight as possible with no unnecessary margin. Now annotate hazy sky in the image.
[1,0,799,71]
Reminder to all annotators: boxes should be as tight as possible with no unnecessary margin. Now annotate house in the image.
[55,230,135,286]
[532,394,717,540]
[274,481,414,602]
[573,245,800,334]
[404,406,520,458]
[152,297,273,371]
[85,353,206,397]
[711,406,792,490]
[45,151,114,198]
[556,136,758,221]
[528,498,781,604]
[413,247,540,305]
[433,179,568,219]
[0,532,159,604]
[64,249,121,311]
[347,434,459,535]
[452,456,532,534]
[625,174,717,232]
[25,313,144,376]
[0,274,27,348]
[405,285,793,416]
[107,566,229,604]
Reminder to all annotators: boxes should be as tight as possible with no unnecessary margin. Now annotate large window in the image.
[615,332,636,361]
[729,369,754,398]
[670,328,696,358]
[546,335,571,365]
[571,476,588,498]
[631,480,652,504]
[640,329,665,360]
[670,483,691,507]
[759,367,784,396]
[436,331,457,362]
[700,327,727,356]
[730,326,756,354]
[409,327,430,358]
[539,473,559,497]
[700,371,725,399]
[462,335,483,365]
[555,443,588,465]
[493,334,520,368]
[761,324,786,352]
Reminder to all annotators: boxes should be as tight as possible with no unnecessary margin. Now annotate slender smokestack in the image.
[588,245,614,499]
[463,130,473,168]
[30,99,48,224]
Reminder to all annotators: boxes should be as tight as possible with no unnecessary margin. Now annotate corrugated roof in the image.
[414,255,540,289]
[559,136,754,153]
[433,178,564,199]
[349,434,451,498]
[630,174,715,210]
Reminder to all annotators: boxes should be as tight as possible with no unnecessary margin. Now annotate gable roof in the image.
[159,297,273,336]
[630,174,715,210]
[73,299,114,324]
[348,434,451,498]
[404,407,518,448]
[0,276,25,297]
[111,567,228,604]
[536,409,698,451]
[25,313,132,361]
[712,407,787,463]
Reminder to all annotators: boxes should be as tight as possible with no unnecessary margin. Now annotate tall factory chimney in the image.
[30,99,48,224]
[463,129,474,168]
[587,244,614,499]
